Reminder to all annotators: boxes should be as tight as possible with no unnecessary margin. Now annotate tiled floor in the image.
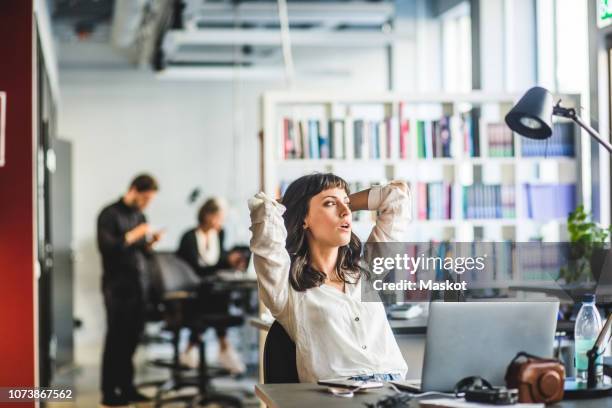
[48,335,260,407]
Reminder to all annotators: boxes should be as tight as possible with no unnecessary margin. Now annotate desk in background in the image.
[255,383,612,408]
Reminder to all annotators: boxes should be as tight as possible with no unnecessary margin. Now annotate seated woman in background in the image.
[248,173,410,382]
[177,198,247,374]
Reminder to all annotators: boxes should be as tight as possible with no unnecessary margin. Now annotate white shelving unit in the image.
[260,91,583,243]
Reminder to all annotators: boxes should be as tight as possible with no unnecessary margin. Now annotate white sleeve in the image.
[248,192,291,317]
[367,183,413,243]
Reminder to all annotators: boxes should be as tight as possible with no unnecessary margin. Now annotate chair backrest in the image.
[151,251,201,295]
[263,320,299,383]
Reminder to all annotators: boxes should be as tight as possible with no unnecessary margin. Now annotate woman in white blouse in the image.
[248,173,411,383]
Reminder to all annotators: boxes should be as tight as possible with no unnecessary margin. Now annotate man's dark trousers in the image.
[101,286,145,398]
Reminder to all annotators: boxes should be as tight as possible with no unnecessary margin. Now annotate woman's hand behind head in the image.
[248,192,286,224]
[389,180,408,193]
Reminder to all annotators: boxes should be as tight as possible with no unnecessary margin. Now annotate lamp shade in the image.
[505,86,553,139]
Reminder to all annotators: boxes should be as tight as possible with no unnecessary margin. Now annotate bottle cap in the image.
[582,293,595,303]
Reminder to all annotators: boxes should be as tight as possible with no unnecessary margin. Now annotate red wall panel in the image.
[0,0,36,399]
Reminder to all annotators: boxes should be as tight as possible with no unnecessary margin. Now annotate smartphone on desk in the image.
[317,378,384,389]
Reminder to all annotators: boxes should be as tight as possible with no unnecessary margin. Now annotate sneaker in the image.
[100,393,131,407]
[218,345,246,375]
[179,346,199,369]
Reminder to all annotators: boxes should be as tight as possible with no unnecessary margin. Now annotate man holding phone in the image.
[97,174,163,407]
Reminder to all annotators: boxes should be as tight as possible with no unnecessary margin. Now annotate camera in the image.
[465,387,519,405]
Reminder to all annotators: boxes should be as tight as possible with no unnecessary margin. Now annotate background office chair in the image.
[263,320,299,383]
[149,252,243,407]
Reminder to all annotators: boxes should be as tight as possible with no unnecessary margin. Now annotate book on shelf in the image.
[329,119,345,159]
[353,119,365,159]
[279,109,481,161]
[278,180,572,226]
[485,122,515,157]
[401,244,427,302]
[400,241,515,290]
[297,120,306,159]
[282,118,295,160]
[318,120,330,159]
[308,120,320,159]
[400,102,412,159]
[517,242,567,281]
[522,183,576,221]
[415,116,453,159]
[462,110,480,158]
[493,241,514,281]
[461,241,515,285]
[521,121,575,157]
[398,241,567,288]
[462,184,515,220]
[416,182,453,220]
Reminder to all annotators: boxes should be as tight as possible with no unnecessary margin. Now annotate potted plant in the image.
[560,205,612,284]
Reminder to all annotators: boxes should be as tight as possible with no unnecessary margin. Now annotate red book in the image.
[283,118,291,159]
[399,102,408,159]
[400,119,410,159]
[418,182,428,220]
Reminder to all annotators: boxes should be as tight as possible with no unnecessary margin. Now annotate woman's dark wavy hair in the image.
[281,173,368,291]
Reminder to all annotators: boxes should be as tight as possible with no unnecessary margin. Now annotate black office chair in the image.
[148,252,243,407]
[263,320,299,383]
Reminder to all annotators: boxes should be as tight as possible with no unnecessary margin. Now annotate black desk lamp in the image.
[586,313,612,388]
[507,88,612,397]
[505,86,612,154]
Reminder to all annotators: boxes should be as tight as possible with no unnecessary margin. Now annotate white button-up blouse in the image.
[248,183,411,383]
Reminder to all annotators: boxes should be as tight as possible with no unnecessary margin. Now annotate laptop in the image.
[392,301,560,393]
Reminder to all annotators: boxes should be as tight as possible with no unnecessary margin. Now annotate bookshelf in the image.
[260,91,583,244]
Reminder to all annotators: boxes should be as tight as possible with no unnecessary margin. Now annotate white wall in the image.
[57,42,388,349]
[61,71,262,249]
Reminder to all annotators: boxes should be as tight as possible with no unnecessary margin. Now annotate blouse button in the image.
[362,345,367,350]
[355,317,360,322]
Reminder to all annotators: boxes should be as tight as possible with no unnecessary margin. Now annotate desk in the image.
[201,270,258,289]
[255,383,612,408]
[200,271,258,314]
[509,283,612,307]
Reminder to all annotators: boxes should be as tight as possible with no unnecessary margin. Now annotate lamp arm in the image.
[594,313,612,355]
[572,114,612,154]
[586,313,612,388]
[553,105,612,154]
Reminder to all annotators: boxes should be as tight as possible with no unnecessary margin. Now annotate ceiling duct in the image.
[109,0,175,67]
[155,0,397,74]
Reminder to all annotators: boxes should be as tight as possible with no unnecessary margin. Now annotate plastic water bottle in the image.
[574,294,603,383]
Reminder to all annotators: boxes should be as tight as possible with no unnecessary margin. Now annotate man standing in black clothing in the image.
[97,174,162,407]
